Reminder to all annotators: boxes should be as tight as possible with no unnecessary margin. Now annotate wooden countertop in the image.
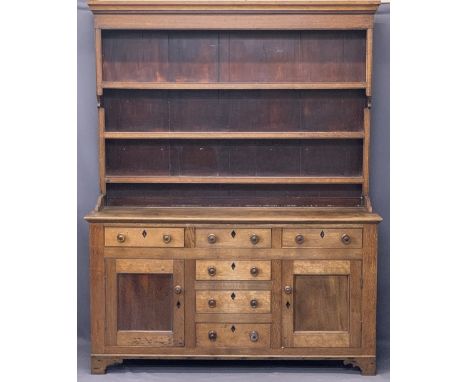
[85,206,382,223]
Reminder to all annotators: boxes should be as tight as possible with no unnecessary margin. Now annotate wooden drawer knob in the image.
[250,266,259,277]
[249,331,259,342]
[284,285,293,294]
[208,299,216,308]
[207,266,217,276]
[295,234,305,245]
[163,234,172,244]
[116,233,126,243]
[250,299,258,309]
[208,330,217,341]
[174,285,182,295]
[341,234,352,245]
[207,234,217,244]
[250,234,259,245]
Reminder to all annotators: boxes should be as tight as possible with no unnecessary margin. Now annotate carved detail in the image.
[91,356,123,374]
[343,357,376,376]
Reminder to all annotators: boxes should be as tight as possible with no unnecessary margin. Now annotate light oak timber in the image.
[115,259,173,273]
[104,131,365,140]
[172,259,185,347]
[195,228,271,249]
[195,281,272,290]
[363,107,371,195]
[89,224,105,354]
[105,176,365,185]
[102,81,367,90]
[95,14,374,30]
[196,260,271,281]
[196,290,271,313]
[184,260,196,348]
[366,28,374,97]
[98,108,105,194]
[282,228,363,249]
[85,207,382,224]
[102,222,366,229]
[195,313,272,323]
[292,260,351,275]
[91,356,123,375]
[88,0,381,13]
[96,347,373,356]
[196,323,271,348]
[104,259,117,345]
[361,224,378,353]
[105,227,185,247]
[117,331,174,346]
[104,247,363,260]
[293,332,350,348]
[87,0,382,375]
[344,357,376,376]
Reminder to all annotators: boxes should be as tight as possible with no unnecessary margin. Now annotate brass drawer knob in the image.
[295,234,305,245]
[250,266,259,277]
[341,234,352,245]
[208,299,216,308]
[284,285,293,294]
[250,299,258,309]
[174,285,182,295]
[116,233,126,243]
[163,234,172,244]
[207,234,217,244]
[250,234,259,245]
[207,266,217,276]
[208,330,217,341]
[249,331,259,342]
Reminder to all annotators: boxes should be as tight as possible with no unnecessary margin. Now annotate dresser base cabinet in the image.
[87,211,380,375]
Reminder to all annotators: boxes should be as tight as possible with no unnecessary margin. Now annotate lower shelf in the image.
[105,176,365,185]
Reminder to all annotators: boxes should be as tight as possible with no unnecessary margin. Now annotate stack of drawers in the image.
[194,228,273,348]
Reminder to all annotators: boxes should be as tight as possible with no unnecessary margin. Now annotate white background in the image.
[0,0,467,381]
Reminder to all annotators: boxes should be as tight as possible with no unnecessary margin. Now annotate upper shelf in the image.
[102,82,367,91]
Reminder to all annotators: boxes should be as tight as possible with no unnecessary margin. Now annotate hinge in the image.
[97,95,103,108]
[366,96,372,109]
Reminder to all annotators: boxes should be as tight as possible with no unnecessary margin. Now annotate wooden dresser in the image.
[85,0,382,375]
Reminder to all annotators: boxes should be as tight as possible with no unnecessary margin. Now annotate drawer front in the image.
[195,228,271,248]
[282,228,362,249]
[196,290,271,314]
[196,260,271,281]
[105,227,185,247]
[196,323,270,348]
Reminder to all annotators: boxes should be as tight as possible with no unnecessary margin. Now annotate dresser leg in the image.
[343,357,376,376]
[91,356,123,374]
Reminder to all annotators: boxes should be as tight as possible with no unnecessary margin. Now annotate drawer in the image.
[195,228,271,248]
[196,290,271,314]
[282,228,362,249]
[105,227,184,247]
[196,260,271,281]
[196,323,270,348]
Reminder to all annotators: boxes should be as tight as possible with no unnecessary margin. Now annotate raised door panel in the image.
[282,260,361,348]
[105,259,184,347]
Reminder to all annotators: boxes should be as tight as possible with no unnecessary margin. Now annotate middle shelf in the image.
[105,176,365,185]
[104,132,364,140]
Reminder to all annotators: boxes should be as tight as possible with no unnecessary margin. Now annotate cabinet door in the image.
[282,260,361,348]
[105,259,184,347]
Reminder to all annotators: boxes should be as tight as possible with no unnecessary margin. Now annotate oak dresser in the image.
[85,0,383,375]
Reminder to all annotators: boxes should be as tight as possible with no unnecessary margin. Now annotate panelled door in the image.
[105,258,184,347]
[282,260,362,348]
